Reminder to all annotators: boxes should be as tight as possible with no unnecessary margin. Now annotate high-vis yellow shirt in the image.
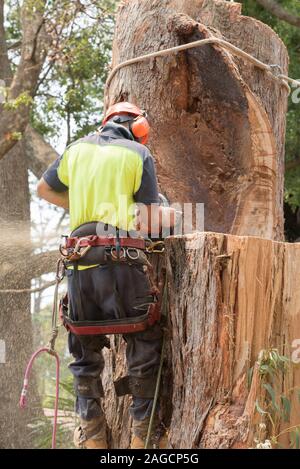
[43,122,159,232]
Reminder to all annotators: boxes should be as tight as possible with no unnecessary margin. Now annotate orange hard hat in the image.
[103,102,144,124]
[102,101,150,145]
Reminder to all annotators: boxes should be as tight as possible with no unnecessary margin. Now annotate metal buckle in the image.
[79,245,92,257]
[59,235,69,257]
[73,237,92,258]
[146,241,165,253]
[56,258,65,282]
[111,246,125,260]
[59,244,69,257]
[126,248,140,260]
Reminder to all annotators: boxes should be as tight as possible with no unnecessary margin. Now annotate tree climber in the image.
[37,102,175,449]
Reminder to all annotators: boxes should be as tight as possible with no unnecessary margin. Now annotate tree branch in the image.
[0,0,49,160]
[1,250,60,286]
[0,0,13,82]
[24,125,58,178]
[0,279,57,294]
[7,40,22,51]
[285,157,300,171]
[256,0,300,28]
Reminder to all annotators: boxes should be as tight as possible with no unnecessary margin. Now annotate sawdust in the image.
[0,221,59,287]
[0,221,59,448]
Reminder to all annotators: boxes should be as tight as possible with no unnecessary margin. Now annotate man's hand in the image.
[37,177,69,210]
[135,204,177,236]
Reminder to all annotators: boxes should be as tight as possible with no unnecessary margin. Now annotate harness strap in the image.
[62,313,151,335]
[65,235,146,250]
[61,294,163,335]
[73,261,86,322]
[60,261,164,335]
[59,234,165,335]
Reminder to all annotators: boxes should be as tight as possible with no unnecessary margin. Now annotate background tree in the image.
[0,0,116,448]
[255,0,300,28]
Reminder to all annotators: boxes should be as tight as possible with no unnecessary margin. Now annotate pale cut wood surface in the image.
[166,232,300,448]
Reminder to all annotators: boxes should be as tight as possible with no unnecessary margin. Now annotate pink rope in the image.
[19,347,60,449]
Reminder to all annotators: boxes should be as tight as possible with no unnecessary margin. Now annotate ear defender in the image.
[130,115,150,145]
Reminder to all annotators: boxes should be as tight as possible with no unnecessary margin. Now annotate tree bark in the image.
[0,0,48,160]
[0,250,60,287]
[165,232,300,448]
[103,232,300,449]
[0,1,40,444]
[107,0,289,241]
[0,142,38,449]
[0,3,48,444]
[102,0,295,449]
[0,0,61,447]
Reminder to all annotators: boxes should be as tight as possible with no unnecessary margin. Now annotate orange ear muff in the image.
[130,116,150,145]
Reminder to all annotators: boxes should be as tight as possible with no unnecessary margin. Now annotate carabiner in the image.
[126,248,140,260]
[73,237,92,258]
[78,245,92,257]
[111,246,125,260]
[56,258,65,282]
[146,240,165,253]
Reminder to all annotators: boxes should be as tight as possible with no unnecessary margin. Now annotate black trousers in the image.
[67,262,163,421]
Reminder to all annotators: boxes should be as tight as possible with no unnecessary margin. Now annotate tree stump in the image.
[165,232,300,448]
[103,232,300,448]
[102,0,295,449]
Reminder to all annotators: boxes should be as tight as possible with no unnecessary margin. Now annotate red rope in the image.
[19,347,60,449]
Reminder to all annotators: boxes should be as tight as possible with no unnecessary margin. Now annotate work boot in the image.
[73,415,108,449]
[130,416,168,449]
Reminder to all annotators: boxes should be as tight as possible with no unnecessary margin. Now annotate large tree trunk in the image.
[0,0,55,447]
[0,143,38,449]
[107,0,288,240]
[102,0,296,449]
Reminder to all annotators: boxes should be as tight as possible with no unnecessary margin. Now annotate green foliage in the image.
[29,376,76,449]
[30,299,78,448]
[9,131,23,141]
[251,348,300,449]
[5,0,117,146]
[5,0,22,43]
[285,166,300,210]
[290,427,300,449]
[3,91,33,110]
[32,8,115,145]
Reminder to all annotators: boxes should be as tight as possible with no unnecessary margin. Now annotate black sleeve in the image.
[134,149,159,204]
[42,156,68,192]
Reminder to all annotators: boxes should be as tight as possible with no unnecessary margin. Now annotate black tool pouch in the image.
[74,376,104,398]
[114,375,157,398]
